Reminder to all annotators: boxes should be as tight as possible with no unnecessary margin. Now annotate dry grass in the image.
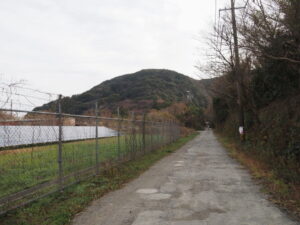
[217,133,300,220]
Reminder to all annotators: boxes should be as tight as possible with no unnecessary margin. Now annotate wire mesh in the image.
[0,108,181,215]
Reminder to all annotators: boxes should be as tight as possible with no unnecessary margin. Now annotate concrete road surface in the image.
[72,130,298,225]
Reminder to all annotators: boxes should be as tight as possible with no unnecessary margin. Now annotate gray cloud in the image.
[0,0,229,99]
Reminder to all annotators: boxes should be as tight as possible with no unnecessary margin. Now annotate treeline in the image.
[33,69,207,130]
[205,0,299,184]
[34,69,206,115]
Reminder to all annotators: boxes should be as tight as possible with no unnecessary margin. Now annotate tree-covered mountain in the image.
[34,69,208,116]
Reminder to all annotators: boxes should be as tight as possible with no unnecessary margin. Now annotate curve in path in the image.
[72,130,298,225]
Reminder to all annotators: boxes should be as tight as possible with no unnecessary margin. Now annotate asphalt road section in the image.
[72,130,298,225]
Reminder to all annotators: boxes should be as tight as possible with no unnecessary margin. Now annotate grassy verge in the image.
[216,133,300,220]
[0,134,164,198]
[0,133,198,225]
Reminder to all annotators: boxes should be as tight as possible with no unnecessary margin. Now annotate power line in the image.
[0,90,55,102]
[0,100,36,109]
[23,95,38,107]
[215,0,218,27]
[0,83,59,97]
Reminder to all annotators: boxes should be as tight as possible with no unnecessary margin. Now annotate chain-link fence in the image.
[0,107,180,215]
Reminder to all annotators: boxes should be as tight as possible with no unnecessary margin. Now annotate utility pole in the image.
[220,1,245,141]
[230,0,245,142]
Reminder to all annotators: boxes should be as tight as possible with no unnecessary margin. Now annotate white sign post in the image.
[239,126,244,135]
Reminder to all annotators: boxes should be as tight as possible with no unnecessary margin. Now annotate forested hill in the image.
[34,69,208,115]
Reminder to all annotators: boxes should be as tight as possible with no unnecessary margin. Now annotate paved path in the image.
[72,130,298,225]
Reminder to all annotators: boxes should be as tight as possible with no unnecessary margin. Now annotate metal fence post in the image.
[172,121,175,142]
[131,111,136,159]
[142,113,146,153]
[117,107,121,161]
[150,121,153,151]
[177,123,180,140]
[57,94,63,190]
[161,122,163,146]
[95,102,100,175]
[166,121,169,144]
[170,122,172,143]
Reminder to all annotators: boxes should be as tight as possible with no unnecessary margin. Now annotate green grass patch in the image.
[0,133,198,225]
[0,134,167,198]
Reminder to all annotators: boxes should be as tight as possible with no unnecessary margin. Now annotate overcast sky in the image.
[0,0,229,100]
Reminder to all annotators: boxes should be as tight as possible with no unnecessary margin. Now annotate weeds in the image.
[217,133,300,220]
[0,133,197,225]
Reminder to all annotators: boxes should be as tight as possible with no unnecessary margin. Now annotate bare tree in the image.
[239,0,300,65]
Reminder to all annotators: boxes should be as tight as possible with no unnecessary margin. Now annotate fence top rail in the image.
[0,119,53,123]
[0,108,179,126]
